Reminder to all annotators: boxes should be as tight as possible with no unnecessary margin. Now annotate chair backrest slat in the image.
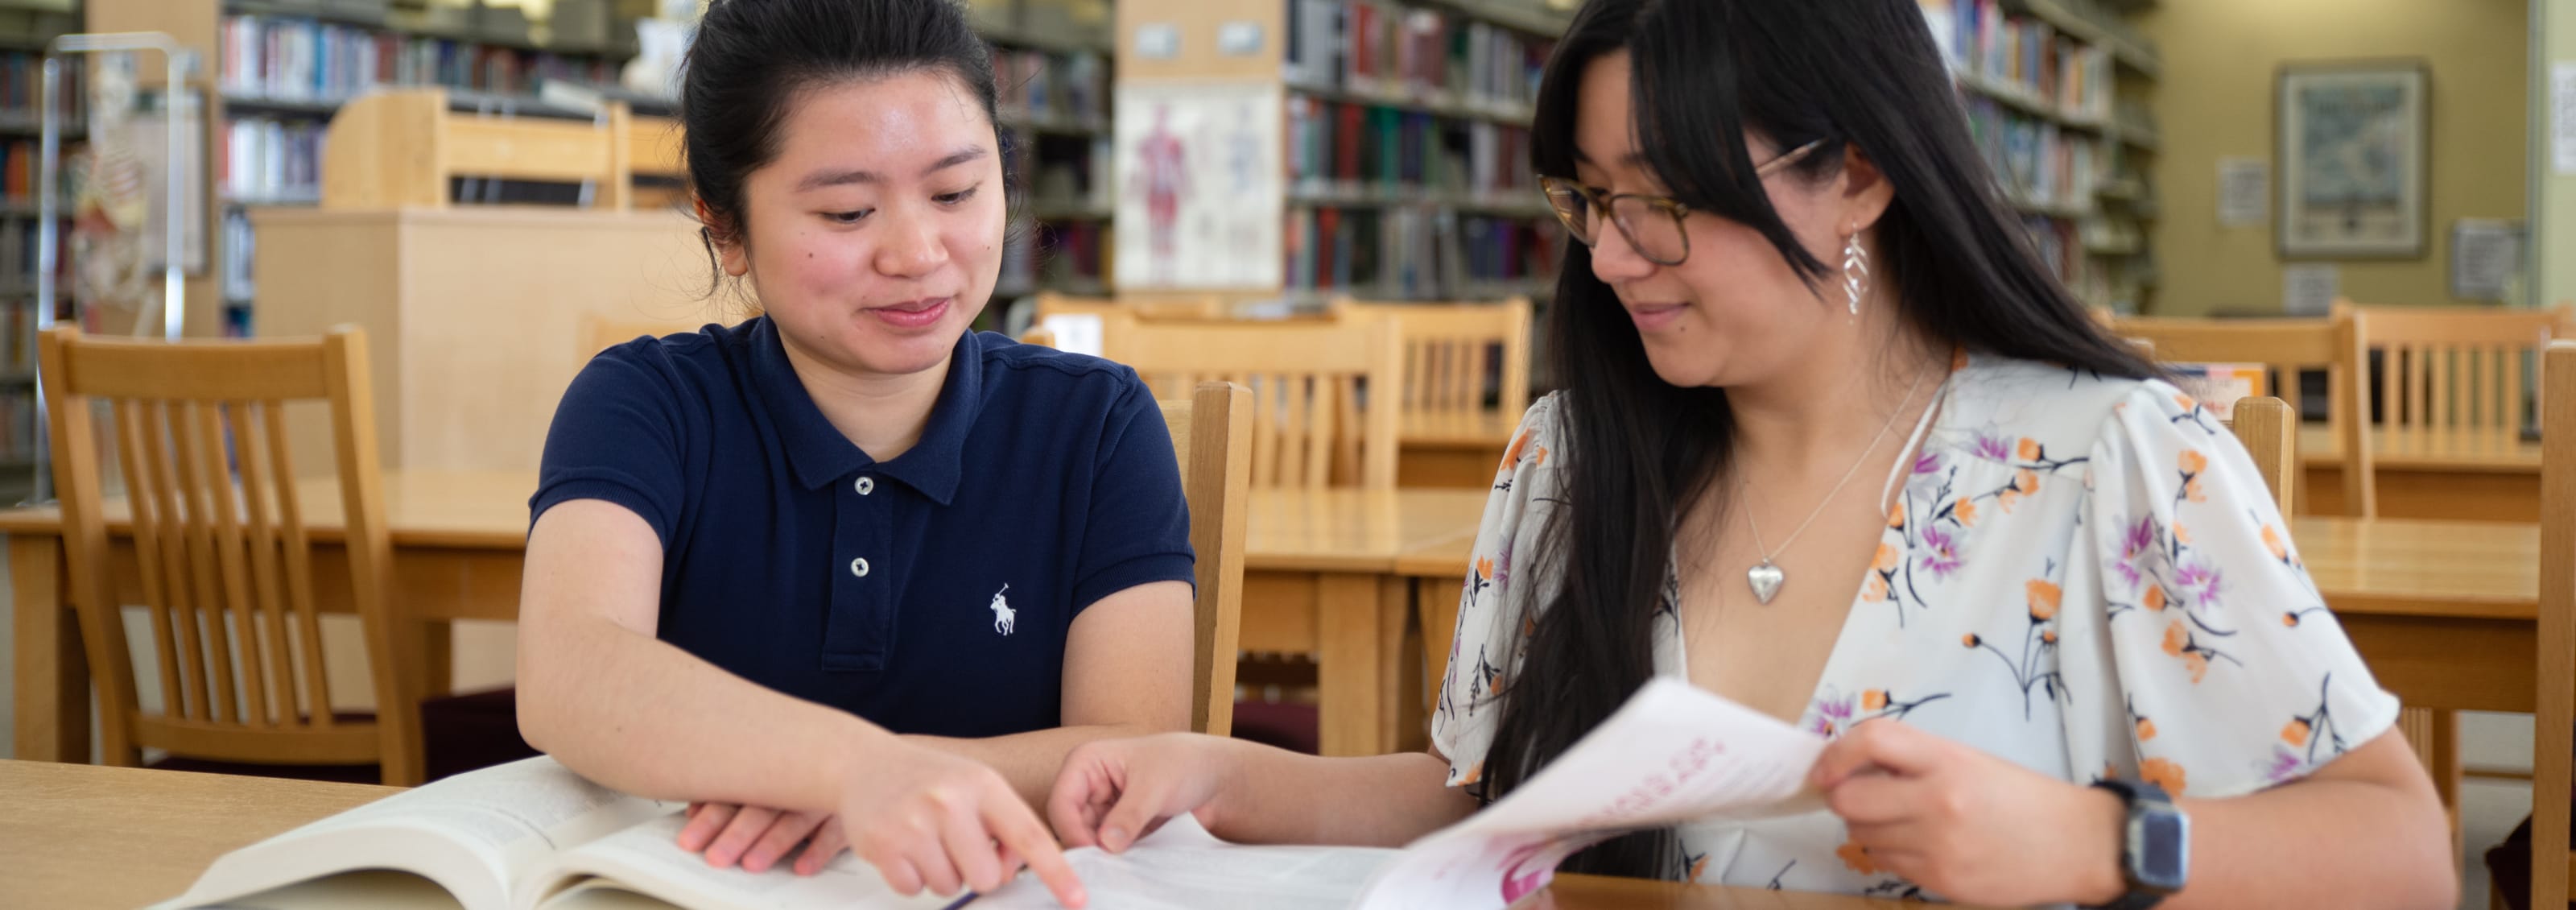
[1158,383,1253,737]
[2529,340,2576,908]
[2225,397,2296,516]
[110,399,185,721]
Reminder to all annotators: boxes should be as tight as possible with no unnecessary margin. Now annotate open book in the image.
[162,679,1822,910]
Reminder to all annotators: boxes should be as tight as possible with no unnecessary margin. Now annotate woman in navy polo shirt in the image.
[514,0,1182,904]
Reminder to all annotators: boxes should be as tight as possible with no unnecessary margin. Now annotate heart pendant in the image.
[1747,560,1785,605]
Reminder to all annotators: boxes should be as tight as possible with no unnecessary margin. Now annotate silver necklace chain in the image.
[1741,366,1934,565]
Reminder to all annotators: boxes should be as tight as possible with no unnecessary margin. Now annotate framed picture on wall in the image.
[2276,60,2430,259]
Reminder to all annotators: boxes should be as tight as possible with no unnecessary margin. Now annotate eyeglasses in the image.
[1538,139,1827,267]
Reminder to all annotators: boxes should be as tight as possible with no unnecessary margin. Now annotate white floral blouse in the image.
[1430,354,2401,900]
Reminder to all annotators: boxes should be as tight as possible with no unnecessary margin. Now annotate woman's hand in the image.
[1810,719,2128,907]
[675,738,1086,906]
[677,802,846,875]
[1046,733,1240,852]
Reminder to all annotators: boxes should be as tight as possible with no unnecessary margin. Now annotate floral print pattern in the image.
[1428,356,2401,900]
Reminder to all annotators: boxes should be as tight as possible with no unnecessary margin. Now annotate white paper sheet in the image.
[1350,678,1827,909]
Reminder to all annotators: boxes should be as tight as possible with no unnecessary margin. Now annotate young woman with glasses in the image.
[1043,1,2453,906]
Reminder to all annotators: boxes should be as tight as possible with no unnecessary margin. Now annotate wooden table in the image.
[1400,411,1517,488]
[3,472,1492,764]
[0,759,1934,910]
[2297,425,2541,522]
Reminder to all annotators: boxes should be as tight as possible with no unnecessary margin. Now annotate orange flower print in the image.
[2025,579,2062,622]
[1460,760,1484,785]
[2178,449,2208,503]
[2184,651,2210,684]
[1953,498,1979,527]
[1500,430,1531,470]
[2160,619,2187,656]
[2143,585,2166,611]
[1531,445,1549,467]
[2139,757,2188,795]
[2018,468,2041,494]
[2041,629,2058,644]
[2283,612,2301,627]
[1686,854,1711,881]
[2136,718,2158,742]
[2174,392,2198,412]
[2262,525,2289,562]
[2281,718,2313,748]
[1476,556,1494,580]
[1887,500,1907,529]
[1871,542,1901,572]
[2174,523,2193,545]
[1863,575,1890,602]
[1836,840,1880,875]
[1962,632,1982,648]
[2017,437,2043,461]
[1862,689,1889,711]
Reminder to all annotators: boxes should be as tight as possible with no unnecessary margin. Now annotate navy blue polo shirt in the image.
[530,316,1194,738]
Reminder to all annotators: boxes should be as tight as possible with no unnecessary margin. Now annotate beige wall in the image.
[2140,0,2528,316]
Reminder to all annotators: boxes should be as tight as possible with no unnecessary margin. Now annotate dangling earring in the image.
[1840,231,1870,317]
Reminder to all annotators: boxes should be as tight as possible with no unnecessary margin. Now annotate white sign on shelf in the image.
[2283,263,2340,316]
[2449,218,2521,302]
[2216,156,2268,228]
[2553,62,2576,176]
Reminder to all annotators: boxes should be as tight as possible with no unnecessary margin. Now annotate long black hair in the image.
[1480,0,2156,879]
[678,0,1009,292]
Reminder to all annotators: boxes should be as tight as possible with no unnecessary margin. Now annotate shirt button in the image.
[854,476,875,496]
[849,557,870,577]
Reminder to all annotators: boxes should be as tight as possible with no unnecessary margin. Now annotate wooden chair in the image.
[2110,313,2369,516]
[2531,340,2576,909]
[1104,316,1405,489]
[1331,296,1534,419]
[2345,300,2562,463]
[2225,396,2297,516]
[37,325,426,784]
[1160,383,1254,735]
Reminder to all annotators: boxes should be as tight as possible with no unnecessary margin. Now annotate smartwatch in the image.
[2087,778,2188,909]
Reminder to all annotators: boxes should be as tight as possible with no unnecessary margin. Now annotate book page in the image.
[973,815,1397,910]
[1352,678,1827,910]
[182,870,464,910]
[155,757,679,910]
[524,813,960,910]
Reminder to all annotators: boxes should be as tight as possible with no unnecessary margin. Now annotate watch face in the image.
[2133,809,2191,891]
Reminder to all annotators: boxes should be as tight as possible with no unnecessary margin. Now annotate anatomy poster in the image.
[1113,81,1281,288]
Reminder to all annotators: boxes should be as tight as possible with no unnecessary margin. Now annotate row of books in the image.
[990,46,1108,126]
[0,52,83,126]
[219,117,326,204]
[1964,96,2099,217]
[0,218,69,295]
[1921,0,2112,124]
[217,14,619,104]
[1004,131,1113,213]
[0,139,80,204]
[222,207,257,308]
[1000,219,1110,292]
[0,390,37,464]
[1283,0,1550,115]
[1286,97,1536,201]
[1282,206,1559,299]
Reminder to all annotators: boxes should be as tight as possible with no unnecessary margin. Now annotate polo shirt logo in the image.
[989,584,1017,636]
